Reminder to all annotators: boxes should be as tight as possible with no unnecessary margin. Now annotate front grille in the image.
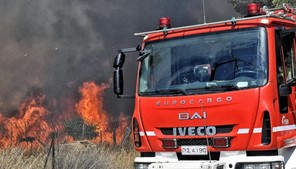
[177,138,213,146]
[177,138,232,147]
[160,125,233,135]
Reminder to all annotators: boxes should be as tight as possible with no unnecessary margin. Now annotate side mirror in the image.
[113,52,125,68]
[279,83,292,97]
[279,78,296,97]
[113,69,123,96]
[112,47,140,98]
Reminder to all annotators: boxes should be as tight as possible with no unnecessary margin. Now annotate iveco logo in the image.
[179,112,206,120]
[173,126,216,136]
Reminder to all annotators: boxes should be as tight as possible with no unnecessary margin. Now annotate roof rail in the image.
[134,3,296,37]
[264,3,296,21]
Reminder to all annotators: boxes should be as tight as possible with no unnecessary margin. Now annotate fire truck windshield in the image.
[139,27,267,96]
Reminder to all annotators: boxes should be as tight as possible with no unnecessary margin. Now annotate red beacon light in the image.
[158,17,172,30]
[247,3,265,16]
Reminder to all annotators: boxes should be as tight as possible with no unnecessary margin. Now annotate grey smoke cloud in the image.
[0,0,240,116]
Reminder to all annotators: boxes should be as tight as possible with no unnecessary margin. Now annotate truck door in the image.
[275,30,296,125]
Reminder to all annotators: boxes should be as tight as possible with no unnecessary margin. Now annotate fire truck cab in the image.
[113,3,296,169]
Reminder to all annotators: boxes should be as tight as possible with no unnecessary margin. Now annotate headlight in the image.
[235,161,284,169]
[134,163,150,169]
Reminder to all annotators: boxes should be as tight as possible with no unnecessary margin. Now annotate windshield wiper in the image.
[158,89,187,95]
[139,88,187,96]
[204,84,240,91]
[139,91,159,96]
[140,84,239,96]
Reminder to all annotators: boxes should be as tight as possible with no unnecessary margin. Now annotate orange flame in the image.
[0,81,129,148]
[76,81,129,144]
[0,93,53,148]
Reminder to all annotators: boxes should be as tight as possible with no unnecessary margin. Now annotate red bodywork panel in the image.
[133,16,296,153]
[139,89,260,152]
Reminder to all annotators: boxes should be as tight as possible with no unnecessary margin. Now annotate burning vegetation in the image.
[0,0,240,151]
[0,81,129,149]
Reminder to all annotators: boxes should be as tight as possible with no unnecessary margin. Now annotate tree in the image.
[273,0,296,7]
[64,117,98,140]
[229,0,295,15]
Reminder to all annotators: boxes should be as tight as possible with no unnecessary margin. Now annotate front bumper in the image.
[134,151,285,169]
[135,161,225,169]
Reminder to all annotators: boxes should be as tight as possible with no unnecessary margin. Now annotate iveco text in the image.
[173,126,217,136]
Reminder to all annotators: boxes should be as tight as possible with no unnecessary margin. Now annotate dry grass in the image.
[0,142,138,169]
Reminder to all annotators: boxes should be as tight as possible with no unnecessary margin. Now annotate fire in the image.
[116,112,130,144]
[0,81,130,148]
[76,82,109,125]
[76,81,129,144]
[0,92,53,148]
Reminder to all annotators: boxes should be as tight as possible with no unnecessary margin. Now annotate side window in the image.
[275,31,287,113]
[282,33,296,81]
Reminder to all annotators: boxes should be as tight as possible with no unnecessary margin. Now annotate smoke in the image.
[0,0,240,116]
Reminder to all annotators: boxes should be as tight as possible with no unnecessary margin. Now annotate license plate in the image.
[181,146,208,155]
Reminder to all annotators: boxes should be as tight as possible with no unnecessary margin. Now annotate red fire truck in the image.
[113,3,296,169]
